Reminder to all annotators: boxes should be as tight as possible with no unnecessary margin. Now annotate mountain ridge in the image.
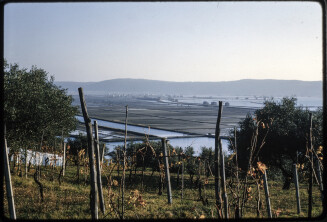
[55,78,322,97]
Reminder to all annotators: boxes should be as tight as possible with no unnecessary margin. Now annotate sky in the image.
[4,2,323,82]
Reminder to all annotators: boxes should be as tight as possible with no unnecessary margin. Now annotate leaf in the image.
[228,152,236,161]
[257,161,267,174]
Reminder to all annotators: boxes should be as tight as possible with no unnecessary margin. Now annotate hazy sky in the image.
[4,2,323,82]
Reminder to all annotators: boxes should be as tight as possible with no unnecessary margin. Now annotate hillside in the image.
[55,78,322,97]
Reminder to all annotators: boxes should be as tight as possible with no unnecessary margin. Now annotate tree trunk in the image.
[34,169,44,202]
[278,164,292,190]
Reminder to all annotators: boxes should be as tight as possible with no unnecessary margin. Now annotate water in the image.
[177,96,265,108]
[176,96,322,110]
[75,116,230,156]
[104,137,230,158]
[76,116,188,138]
[294,97,322,109]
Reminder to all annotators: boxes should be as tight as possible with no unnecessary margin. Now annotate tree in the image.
[4,61,78,156]
[229,97,322,189]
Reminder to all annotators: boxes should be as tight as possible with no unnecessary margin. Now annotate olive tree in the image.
[4,61,78,176]
[229,97,322,189]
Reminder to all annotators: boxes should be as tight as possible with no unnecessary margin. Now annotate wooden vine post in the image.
[315,155,324,201]
[94,121,105,215]
[234,126,241,218]
[181,158,184,200]
[293,163,301,214]
[177,152,181,187]
[162,138,172,204]
[122,105,128,219]
[24,147,28,178]
[38,130,45,180]
[62,142,66,176]
[219,139,228,218]
[308,113,313,218]
[78,87,98,220]
[158,156,163,195]
[214,101,223,217]
[100,144,105,169]
[198,158,203,201]
[263,169,272,218]
[3,124,16,219]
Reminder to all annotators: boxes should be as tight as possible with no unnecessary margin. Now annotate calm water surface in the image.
[76,116,188,137]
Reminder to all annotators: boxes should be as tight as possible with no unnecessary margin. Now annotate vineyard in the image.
[2,88,324,220]
[2,157,324,219]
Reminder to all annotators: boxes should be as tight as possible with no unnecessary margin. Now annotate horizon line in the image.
[54,77,323,83]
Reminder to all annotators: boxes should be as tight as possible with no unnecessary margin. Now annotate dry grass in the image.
[3,164,324,219]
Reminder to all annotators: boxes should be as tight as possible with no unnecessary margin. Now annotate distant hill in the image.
[55,78,322,97]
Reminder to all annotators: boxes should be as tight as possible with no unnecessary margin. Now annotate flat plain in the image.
[74,95,256,136]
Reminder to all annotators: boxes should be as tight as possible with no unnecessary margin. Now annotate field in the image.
[73,95,256,136]
[3,162,323,219]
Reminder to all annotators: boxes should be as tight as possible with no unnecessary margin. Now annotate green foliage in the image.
[4,61,78,149]
[67,134,87,158]
[229,97,323,185]
[184,147,196,177]
[199,147,214,164]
